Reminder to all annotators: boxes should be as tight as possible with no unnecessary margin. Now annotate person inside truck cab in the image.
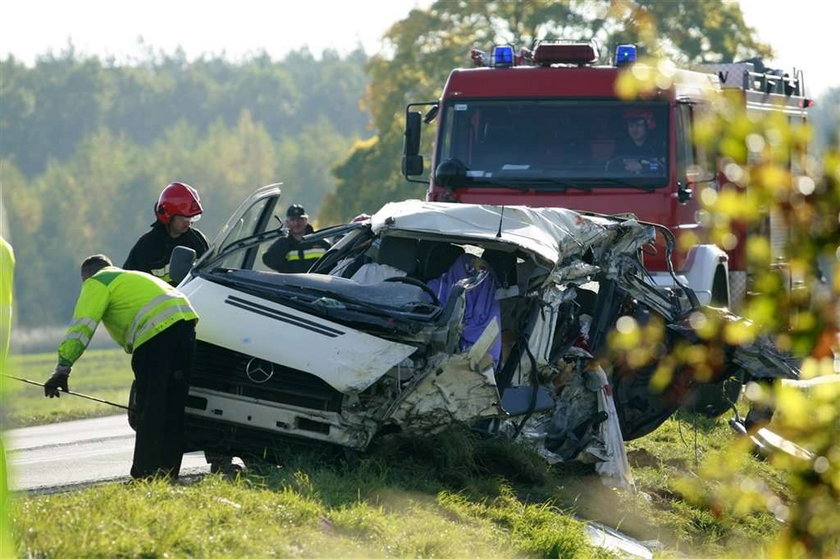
[614,108,663,174]
[262,204,331,273]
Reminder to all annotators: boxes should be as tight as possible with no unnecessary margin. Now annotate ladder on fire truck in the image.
[700,58,812,310]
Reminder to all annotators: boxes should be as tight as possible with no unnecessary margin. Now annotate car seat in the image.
[480,248,517,288]
[376,236,418,275]
[350,236,418,284]
[416,241,465,281]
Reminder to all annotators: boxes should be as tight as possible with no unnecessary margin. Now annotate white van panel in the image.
[181,279,416,392]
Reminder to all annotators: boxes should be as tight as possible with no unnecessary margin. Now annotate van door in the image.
[202,184,283,269]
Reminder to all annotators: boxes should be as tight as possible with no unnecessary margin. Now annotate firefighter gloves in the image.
[44,365,71,397]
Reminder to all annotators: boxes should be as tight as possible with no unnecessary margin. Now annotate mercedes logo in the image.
[245,358,275,384]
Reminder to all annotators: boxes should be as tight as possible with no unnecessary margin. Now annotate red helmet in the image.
[155,182,203,224]
[623,107,656,129]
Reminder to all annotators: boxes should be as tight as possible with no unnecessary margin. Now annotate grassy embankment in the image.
[6,349,791,557]
[3,349,133,427]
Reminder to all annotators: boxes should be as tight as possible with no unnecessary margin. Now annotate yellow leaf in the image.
[724,320,756,345]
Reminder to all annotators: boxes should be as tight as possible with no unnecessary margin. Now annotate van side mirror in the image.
[169,246,197,285]
[402,111,424,177]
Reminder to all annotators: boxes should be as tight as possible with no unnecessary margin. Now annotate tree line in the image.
[2,47,370,327]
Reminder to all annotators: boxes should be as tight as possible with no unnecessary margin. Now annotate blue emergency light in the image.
[492,45,515,67]
[615,44,637,66]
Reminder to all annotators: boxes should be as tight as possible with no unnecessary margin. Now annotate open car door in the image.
[200,183,284,268]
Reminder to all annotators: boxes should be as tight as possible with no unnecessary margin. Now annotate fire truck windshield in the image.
[436,100,669,188]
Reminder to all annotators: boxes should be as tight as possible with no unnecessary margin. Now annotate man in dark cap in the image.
[262,204,331,273]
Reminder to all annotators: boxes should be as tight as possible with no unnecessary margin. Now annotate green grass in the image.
[623,412,789,555]
[4,350,797,557]
[11,441,605,559]
[2,349,133,427]
[9,424,795,558]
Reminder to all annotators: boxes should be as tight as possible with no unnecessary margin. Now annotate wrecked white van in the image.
[173,184,797,474]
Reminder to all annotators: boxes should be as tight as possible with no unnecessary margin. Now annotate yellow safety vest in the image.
[58,267,198,366]
[0,236,14,370]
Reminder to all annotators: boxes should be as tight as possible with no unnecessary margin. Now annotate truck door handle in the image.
[675,182,693,203]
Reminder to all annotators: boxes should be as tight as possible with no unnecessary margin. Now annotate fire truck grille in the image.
[189,341,343,412]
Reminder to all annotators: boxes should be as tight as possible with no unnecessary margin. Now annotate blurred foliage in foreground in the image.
[610,21,839,557]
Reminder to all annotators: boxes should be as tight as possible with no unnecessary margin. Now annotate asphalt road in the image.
[4,414,211,492]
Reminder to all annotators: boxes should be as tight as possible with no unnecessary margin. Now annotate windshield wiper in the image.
[595,178,657,192]
[469,177,591,191]
[523,178,593,191]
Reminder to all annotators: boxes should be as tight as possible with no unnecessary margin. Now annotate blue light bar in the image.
[615,44,637,66]
[492,45,515,67]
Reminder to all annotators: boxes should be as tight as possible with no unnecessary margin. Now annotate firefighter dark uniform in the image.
[45,259,199,480]
[262,224,330,273]
[124,221,209,284]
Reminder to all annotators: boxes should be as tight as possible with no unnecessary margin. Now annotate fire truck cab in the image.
[403,42,810,308]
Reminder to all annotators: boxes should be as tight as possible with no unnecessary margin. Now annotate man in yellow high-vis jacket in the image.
[44,254,199,480]
[1,236,16,556]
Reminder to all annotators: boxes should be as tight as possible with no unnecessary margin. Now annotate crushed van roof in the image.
[370,200,656,265]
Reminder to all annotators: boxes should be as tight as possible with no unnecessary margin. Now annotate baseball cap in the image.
[286,204,308,219]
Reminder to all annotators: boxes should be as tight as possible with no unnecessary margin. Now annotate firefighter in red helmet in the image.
[124,182,209,285]
[612,107,663,174]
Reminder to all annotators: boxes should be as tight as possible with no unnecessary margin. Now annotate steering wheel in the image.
[605,156,664,174]
[604,156,635,173]
[384,276,441,306]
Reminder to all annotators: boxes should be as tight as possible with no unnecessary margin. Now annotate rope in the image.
[3,374,131,411]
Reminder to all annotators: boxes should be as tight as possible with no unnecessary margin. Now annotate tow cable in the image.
[3,374,131,411]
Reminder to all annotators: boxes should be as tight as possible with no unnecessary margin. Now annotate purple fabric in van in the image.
[428,254,502,369]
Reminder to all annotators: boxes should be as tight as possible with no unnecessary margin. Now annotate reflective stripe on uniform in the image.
[150,264,171,283]
[69,317,97,332]
[64,330,92,347]
[129,303,194,351]
[126,293,186,345]
[285,248,327,261]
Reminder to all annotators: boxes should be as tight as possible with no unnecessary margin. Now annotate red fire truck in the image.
[402,42,811,308]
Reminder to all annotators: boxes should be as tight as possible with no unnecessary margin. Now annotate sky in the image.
[0,0,837,99]
[736,0,838,99]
